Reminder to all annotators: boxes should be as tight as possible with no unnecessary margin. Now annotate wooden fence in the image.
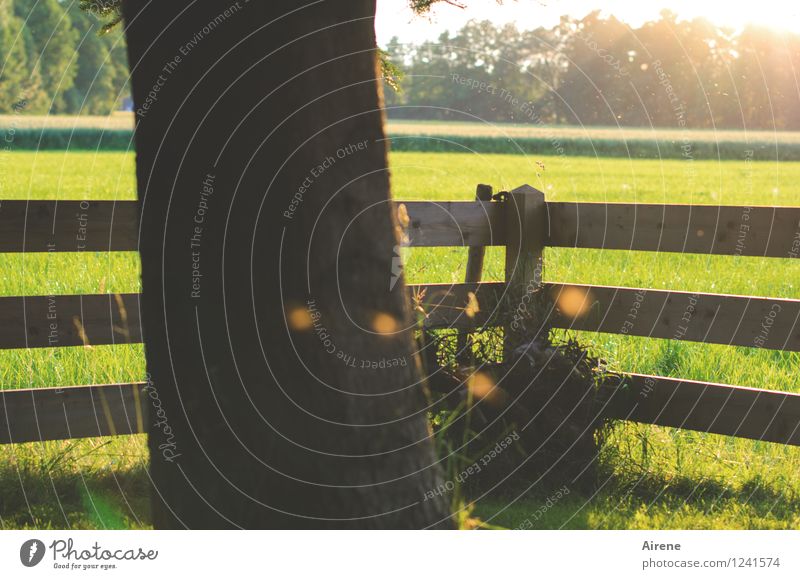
[1,187,799,445]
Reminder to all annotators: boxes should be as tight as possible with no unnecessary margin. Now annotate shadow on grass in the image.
[2,436,797,530]
[472,470,800,530]
[0,437,151,530]
[1,465,151,529]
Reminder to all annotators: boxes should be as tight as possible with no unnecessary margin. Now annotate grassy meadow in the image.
[2,134,800,529]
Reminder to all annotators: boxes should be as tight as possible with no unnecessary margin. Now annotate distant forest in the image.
[0,0,128,114]
[3,4,798,130]
[383,11,800,130]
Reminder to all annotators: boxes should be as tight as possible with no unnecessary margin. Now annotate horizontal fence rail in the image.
[3,199,798,256]
[4,376,798,446]
[3,376,797,446]
[548,284,800,352]
[0,200,139,252]
[0,293,141,349]
[402,201,506,246]
[4,282,796,353]
[0,382,146,444]
[409,281,505,329]
[600,373,800,446]
[401,200,800,256]
[408,282,800,353]
[547,202,800,257]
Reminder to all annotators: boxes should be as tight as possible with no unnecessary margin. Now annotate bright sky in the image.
[375,0,800,46]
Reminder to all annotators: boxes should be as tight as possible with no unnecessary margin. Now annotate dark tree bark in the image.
[123,0,452,528]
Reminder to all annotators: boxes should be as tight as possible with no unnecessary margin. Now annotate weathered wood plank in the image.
[457,185,494,364]
[463,186,495,282]
[549,283,800,352]
[4,199,798,256]
[0,293,141,349]
[505,186,546,289]
[406,282,505,330]
[548,202,800,257]
[505,185,546,356]
[0,382,146,444]
[401,200,506,247]
[0,200,139,252]
[410,281,800,353]
[6,199,798,256]
[5,375,797,446]
[600,373,800,446]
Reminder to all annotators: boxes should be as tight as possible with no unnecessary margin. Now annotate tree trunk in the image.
[123,0,452,528]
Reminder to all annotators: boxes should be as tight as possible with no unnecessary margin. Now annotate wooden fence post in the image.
[457,184,493,366]
[504,184,546,359]
[464,184,494,282]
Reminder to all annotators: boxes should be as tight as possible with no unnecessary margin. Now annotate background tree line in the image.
[384,10,800,130]
[0,0,128,114]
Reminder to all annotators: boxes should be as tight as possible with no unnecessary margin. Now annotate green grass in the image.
[2,149,800,529]
[388,119,800,160]
[0,150,136,200]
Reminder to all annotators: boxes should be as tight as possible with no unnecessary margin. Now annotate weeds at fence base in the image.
[423,321,610,502]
